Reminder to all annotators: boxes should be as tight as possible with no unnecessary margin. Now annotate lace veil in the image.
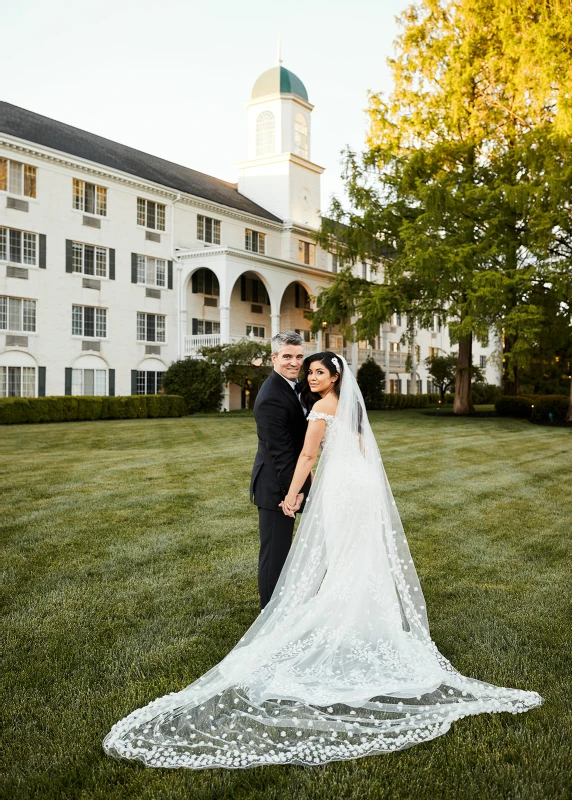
[103,356,542,769]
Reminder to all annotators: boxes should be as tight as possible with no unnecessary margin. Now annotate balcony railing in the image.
[185,334,221,356]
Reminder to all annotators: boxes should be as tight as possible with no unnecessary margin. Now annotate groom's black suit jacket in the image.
[250,370,311,511]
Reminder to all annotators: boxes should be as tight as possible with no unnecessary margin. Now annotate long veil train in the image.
[103,357,542,769]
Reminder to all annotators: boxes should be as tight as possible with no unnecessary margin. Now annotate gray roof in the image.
[0,101,282,223]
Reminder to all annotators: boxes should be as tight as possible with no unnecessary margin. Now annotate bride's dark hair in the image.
[299,351,342,412]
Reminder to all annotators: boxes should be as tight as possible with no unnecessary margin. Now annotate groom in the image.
[250,331,311,609]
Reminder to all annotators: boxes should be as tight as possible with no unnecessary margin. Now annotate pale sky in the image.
[4,0,409,212]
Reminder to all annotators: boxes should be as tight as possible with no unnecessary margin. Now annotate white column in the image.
[220,306,230,344]
[316,329,323,350]
[271,313,281,338]
[350,340,359,375]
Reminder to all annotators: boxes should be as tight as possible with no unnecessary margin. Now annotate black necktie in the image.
[294,382,302,395]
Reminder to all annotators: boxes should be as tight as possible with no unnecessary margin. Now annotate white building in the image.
[0,63,500,409]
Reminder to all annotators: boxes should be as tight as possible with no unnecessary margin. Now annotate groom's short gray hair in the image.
[271,331,304,354]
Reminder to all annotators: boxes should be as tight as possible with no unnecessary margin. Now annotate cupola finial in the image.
[277,35,283,66]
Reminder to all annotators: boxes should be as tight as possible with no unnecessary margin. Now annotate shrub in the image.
[162,359,223,414]
[530,395,569,425]
[357,359,385,410]
[495,396,534,418]
[0,395,185,424]
[472,383,504,404]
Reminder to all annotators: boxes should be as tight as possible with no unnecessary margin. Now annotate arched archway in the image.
[278,280,315,348]
[185,266,222,355]
[229,270,272,343]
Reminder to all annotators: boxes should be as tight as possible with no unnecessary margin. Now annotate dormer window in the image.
[294,113,308,159]
[256,111,275,157]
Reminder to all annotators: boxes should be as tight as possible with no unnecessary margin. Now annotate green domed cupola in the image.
[251,66,309,102]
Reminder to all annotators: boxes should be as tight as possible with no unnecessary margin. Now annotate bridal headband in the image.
[331,356,340,373]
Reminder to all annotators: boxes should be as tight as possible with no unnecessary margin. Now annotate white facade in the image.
[0,64,500,409]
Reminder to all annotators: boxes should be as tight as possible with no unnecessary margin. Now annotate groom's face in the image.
[272,345,305,381]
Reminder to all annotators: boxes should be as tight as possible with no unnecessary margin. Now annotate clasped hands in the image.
[279,493,304,518]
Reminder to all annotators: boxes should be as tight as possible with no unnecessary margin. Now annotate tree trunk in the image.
[440,385,446,403]
[453,334,475,414]
[566,377,572,423]
[503,334,520,396]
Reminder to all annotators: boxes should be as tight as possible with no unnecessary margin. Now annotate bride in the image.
[104,352,542,769]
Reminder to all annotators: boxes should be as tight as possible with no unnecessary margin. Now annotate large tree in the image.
[315,0,572,413]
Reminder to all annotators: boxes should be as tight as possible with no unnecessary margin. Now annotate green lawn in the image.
[1,412,571,800]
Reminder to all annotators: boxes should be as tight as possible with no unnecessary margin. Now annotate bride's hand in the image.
[279,493,303,517]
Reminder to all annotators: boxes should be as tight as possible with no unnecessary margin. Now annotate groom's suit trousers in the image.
[258,508,295,609]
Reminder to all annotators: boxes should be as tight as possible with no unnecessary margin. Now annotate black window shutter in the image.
[38,367,46,397]
[65,367,72,396]
[168,260,173,290]
[131,370,138,395]
[109,369,115,397]
[109,249,116,280]
[131,253,138,283]
[192,317,198,335]
[65,239,73,273]
[39,234,47,269]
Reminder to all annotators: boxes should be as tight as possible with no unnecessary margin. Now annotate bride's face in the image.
[307,362,337,396]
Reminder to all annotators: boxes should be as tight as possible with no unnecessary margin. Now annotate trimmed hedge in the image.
[0,394,186,425]
[495,394,569,425]
[380,393,437,409]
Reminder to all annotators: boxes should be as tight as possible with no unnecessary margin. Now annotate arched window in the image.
[294,113,308,159]
[256,111,275,157]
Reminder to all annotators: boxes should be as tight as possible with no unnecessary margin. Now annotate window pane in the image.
[23,300,36,332]
[147,314,156,342]
[146,257,155,285]
[137,370,146,394]
[95,308,106,338]
[9,298,22,331]
[8,366,21,397]
[146,371,155,395]
[205,217,212,243]
[245,229,252,251]
[156,371,164,393]
[259,233,265,254]
[95,247,107,277]
[0,228,6,260]
[72,369,83,396]
[308,244,315,266]
[72,305,83,336]
[84,183,95,215]
[0,158,6,192]
[8,161,23,195]
[73,178,84,211]
[22,367,35,397]
[9,229,22,263]
[0,366,6,397]
[95,370,106,396]
[0,296,6,329]
[84,369,94,396]
[157,204,165,231]
[137,312,146,340]
[22,232,36,265]
[213,220,221,245]
[72,242,83,272]
[84,245,95,275]
[197,215,204,240]
[137,255,146,283]
[96,186,107,216]
[24,165,36,198]
[137,198,146,226]
[146,201,156,229]
[156,260,166,287]
[84,306,95,337]
[298,240,305,263]
[156,315,165,342]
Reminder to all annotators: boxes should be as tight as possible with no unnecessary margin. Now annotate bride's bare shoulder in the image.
[312,396,338,416]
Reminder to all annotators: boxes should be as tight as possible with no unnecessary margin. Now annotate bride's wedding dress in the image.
[103,357,542,769]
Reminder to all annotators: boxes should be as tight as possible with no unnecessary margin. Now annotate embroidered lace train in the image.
[103,359,542,769]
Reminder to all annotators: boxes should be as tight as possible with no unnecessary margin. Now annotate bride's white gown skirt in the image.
[104,384,542,769]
